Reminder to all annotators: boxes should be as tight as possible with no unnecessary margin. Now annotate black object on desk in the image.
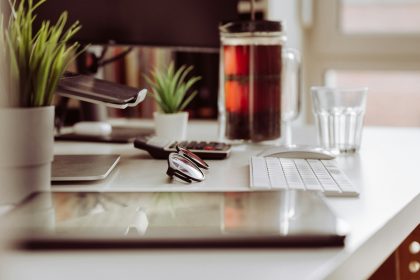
[7,190,346,249]
[134,136,231,159]
[57,72,147,109]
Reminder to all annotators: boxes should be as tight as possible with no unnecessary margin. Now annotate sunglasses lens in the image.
[168,153,205,182]
[176,146,209,170]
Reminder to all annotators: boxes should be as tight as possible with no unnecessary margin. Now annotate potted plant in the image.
[0,0,81,203]
[146,62,201,141]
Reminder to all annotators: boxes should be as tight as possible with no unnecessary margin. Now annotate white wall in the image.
[266,0,302,51]
[266,0,306,124]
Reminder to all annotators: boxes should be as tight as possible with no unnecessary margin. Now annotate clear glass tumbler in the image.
[311,87,368,154]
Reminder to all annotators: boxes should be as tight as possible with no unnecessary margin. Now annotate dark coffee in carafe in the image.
[223,44,282,141]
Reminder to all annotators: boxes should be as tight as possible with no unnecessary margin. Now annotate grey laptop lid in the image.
[52,155,120,181]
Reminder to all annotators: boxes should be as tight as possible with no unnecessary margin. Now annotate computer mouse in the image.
[73,121,112,136]
[258,145,336,160]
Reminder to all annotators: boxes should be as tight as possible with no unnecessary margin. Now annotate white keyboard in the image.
[250,156,359,197]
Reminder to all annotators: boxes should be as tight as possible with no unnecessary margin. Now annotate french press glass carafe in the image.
[218,20,300,143]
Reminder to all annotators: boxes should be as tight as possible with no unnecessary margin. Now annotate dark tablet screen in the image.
[5,191,346,249]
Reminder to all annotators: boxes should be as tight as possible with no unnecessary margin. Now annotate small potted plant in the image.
[146,62,201,140]
[0,0,81,202]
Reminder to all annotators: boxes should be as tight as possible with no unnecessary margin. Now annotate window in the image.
[341,0,420,34]
[326,70,420,126]
[303,0,420,126]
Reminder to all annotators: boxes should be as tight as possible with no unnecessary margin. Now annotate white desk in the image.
[2,121,420,280]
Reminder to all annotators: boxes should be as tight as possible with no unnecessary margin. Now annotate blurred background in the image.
[49,0,420,128]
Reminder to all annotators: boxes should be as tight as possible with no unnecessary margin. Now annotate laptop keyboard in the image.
[250,156,359,197]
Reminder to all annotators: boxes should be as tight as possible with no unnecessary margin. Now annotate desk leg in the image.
[369,224,420,280]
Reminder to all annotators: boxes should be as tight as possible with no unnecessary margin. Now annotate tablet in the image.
[5,190,347,249]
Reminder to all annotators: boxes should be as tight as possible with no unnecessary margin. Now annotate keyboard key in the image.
[294,159,323,191]
[186,141,197,149]
[265,157,287,190]
[321,160,358,196]
[204,145,215,151]
[250,156,271,190]
[195,142,207,150]
[280,159,305,190]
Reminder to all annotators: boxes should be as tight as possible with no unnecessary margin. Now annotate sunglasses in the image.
[166,145,209,183]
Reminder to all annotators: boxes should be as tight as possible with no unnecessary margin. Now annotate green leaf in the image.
[175,76,201,110]
[176,65,193,91]
[168,64,186,105]
[183,76,201,94]
[179,90,198,112]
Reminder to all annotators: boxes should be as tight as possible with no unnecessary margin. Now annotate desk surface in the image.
[2,121,420,280]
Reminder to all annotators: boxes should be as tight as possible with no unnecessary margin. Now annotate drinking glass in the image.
[311,87,368,154]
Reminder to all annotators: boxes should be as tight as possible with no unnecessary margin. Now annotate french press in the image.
[218,20,300,143]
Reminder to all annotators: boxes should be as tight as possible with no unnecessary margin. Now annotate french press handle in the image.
[282,48,301,123]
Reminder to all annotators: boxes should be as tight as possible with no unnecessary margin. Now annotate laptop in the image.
[4,190,347,249]
[51,155,120,182]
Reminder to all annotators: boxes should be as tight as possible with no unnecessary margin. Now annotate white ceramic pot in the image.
[0,106,54,204]
[153,111,188,141]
